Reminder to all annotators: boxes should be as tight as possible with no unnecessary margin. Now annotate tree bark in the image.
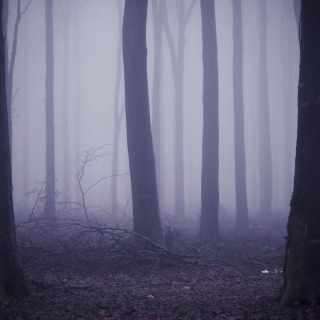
[123,0,162,244]
[199,0,219,239]
[232,0,249,231]
[258,0,273,221]
[45,0,56,219]
[0,0,29,298]
[281,0,320,305]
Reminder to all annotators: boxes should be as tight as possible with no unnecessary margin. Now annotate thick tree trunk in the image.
[232,0,249,231]
[0,0,29,298]
[123,0,162,244]
[199,0,219,239]
[258,0,273,221]
[45,0,56,219]
[281,0,320,305]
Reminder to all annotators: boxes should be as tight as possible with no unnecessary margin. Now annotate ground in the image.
[1,220,320,319]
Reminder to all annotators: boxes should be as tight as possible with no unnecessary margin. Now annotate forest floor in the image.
[1,218,320,319]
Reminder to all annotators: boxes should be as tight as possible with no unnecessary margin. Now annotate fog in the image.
[8,0,299,225]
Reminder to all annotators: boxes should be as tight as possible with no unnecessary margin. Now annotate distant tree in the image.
[56,1,75,199]
[281,0,320,305]
[122,0,162,244]
[0,0,29,298]
[151,0,165,211]
[163,0,196,218]
[232,0,249,231]
[258,0,273,221]
[45,0,56,219]
[111,0,124,215]
[199,0,219,239]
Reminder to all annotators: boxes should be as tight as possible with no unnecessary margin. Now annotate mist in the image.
[8,0,299,226]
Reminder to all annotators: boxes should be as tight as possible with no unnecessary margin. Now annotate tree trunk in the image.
[22,11,30,210]
[123,0,162,244]
[62,16,71,199]
[258,0,273,221]
[232,0,249,231]
[151,0,164,212]
[0,0,29,298]
[281,0,320,305]
[199,0,219,239]
[111,0,124,216]
[45,0,56,219]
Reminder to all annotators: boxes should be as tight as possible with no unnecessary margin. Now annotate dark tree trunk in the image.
[163,0,196,218]
[151,0,164,211]
[45,0,56,219]
[111,0,124,216]
[232,0,249,231]
[258,0,273,220]
[0,0,29,298]
[123,0,162,244]
[6,0,23,154]
[199,0,219,239]
[281,0,320,305]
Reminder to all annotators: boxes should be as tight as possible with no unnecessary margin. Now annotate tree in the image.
[163,0,196,218]
[281,0,320,305]
[122,0,162,244]
[232,0,249,231]
[199,0,219,239]
[258,0,273,221]
[45,0,56,219]
[111,0,124,215]
[56,1,75,199]
[151,0,165,211]
[0,0,29,298]
[3,0,31,153]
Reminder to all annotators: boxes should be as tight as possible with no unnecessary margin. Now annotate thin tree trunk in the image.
[22,11,29,210]
[62,17,71,199]
[123,0,162,244]
[111,0,124,216]
[199,0,219,239]
[232,0,249,231]
[151,0,164,211]
[45,0,56,219]
[258,0,273,220]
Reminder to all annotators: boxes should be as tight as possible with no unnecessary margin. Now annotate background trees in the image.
[281,0,320,305]
[122,0,162,243]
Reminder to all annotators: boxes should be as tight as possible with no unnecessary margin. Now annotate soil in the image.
[1,224,320,320]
